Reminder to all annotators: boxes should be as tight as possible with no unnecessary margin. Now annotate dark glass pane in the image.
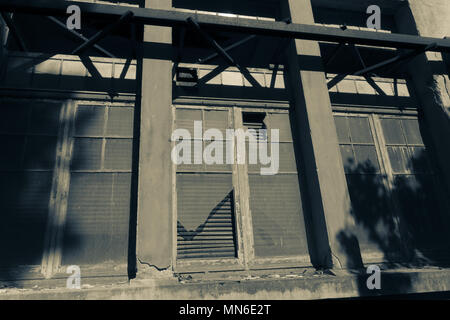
[380,118,405,145]
[29,102,61,136]
[23,136,58,170]
[348,116,373,144]
[345,174,401,255]
[0,172,52,266]
[393,174,447,250]
[334,116,350,144]
[0,103,30,134]
[71,138,103,170]
[409,146,431,174]
[249,174,308,257]
[340,144,355,173]
[74,105,105,137]
[62,173,130,265]
[354,145,380,173]
[0,135,25,169]
[402,119,423,145]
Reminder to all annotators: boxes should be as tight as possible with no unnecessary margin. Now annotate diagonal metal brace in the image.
[328,42,438,89]
[187,17,261,88]
[71,10,134,55]
[0,12,27,51]
[47,16,115,58]
[198,35,256,64]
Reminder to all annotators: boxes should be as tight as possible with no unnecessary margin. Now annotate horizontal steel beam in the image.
[1,0,450,53]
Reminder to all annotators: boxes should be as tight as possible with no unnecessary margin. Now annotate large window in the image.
[173,105,310,271]
[0,99,135,279]
[335,111,450,263]
[0,99,60,269]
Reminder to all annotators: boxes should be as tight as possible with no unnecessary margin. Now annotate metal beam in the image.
[327,43,438,89]
[198,35,256,64]
[46,16,115,58]
[187,17,261,88]
[1,0,449,53]
[0,12,27,51]
[71,10,133,55]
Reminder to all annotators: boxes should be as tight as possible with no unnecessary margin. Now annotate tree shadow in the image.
[337,143,450,296]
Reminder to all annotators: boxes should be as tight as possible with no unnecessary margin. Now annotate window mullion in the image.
[232,107,254,268]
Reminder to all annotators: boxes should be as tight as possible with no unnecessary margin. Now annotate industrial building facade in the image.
[0,0,449,299]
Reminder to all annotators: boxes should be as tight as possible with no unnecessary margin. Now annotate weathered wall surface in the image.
[395,0,450,192]
[3,268,450,300]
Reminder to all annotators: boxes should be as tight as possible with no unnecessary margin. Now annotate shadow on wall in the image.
[0,99,81,288]
[0,97,137,288]
[337,146,450,296]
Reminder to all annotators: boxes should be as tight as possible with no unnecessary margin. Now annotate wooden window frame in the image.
[172,104,312,273]
[333,106,449,264]
[42,100,134,278]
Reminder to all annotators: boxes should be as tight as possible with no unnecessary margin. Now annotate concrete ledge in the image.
[1,268,450,300]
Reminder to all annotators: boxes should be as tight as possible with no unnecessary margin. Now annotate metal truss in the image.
[0,0,449,90]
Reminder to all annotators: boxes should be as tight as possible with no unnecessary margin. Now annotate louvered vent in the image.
[243,112,267,141]
[176,174,237,260]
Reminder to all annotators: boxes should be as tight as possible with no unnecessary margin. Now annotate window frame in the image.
[333,107,449,263]
[172,104,312,273]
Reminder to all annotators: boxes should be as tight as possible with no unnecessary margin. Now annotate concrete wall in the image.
[395,0,450,193]
[135,0,174,274]
[282,0,359,269]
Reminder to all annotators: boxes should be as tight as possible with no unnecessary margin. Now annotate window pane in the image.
[0,102,30,134]
[348,116,373,144]
[71,138,103,170]
[387,146,409,174]
[62,173,131,265]
[23,136,57,170]
[345,174,401,255]
[74,105,105,137]
[204,109,228,138]
[380,118,405,145]
[249,174,308,257]
[402,119,423,145]
[176,108,202,135]
[267,113,293,142]
[0,135,25,169]
[353,145,380,173]
[29,103,61,136]
[409,146,431,174]
[0,172,52,266]
[334,116,350,144]
[340,144,355,173]
[106,107,134,137]
[104,139,133,170]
